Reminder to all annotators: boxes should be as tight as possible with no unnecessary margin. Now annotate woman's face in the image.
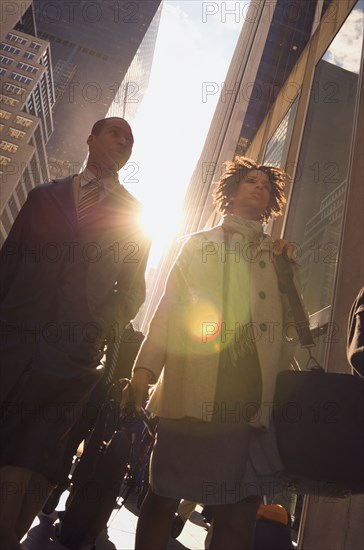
[230,169,272,220]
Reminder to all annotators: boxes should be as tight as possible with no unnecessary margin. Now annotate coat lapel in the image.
[52,176,78,230]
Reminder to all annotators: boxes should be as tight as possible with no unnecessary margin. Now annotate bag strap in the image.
[274,253,364,378]
[273,253,315,348]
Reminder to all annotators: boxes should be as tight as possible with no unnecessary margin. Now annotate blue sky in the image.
[122,0,249,266]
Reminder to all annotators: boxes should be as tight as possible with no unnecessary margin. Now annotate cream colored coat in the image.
[134,225,298,430]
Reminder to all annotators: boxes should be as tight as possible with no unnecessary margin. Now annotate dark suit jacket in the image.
[0,175,150,403]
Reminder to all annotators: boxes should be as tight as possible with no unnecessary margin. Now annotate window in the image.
[8,196,19,220]
[15,115,33,127]
[0,209,12,234]
[0,140,18,153]
[0,154,11,165]
[8,127,26,140]
[3,83,27,96]
[0,43,20,55]
[263,96,299,169]
[0,124,4,132]
[0,55,13,65]
[29,41,41,50]
[6,33,27,45]
[0,68,6,76]
[16,181,26,207]
[0,94,19,106]
[10,72,32,85]
[23,51,35,60]
[16,62,38,74]
[0,109,11,120]
[284,2,363,316]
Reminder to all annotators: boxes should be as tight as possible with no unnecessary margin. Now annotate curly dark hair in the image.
[213,156,288,224]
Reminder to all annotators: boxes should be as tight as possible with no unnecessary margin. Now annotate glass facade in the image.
[107,3,162,122]
[284,2,363,318]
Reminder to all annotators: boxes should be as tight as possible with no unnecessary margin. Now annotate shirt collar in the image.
[79,167,121,194]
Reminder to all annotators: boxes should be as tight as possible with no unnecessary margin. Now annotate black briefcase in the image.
[273,369,364,497]
[272,254,364,498]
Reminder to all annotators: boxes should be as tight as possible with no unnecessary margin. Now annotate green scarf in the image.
[220,213,264,367]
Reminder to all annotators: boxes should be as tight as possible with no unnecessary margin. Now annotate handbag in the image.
[272,253,364,497]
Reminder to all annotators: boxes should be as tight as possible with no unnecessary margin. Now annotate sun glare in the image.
[139,204,184,266]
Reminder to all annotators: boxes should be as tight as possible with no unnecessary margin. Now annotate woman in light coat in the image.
[131,157,298,549]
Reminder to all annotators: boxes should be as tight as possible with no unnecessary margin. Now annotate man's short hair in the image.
[91,117,130,136]
[213,156,288,224]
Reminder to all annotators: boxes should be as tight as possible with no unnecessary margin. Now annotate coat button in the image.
[259,260,266,268]
[259,291,266,299]
[260,323,267,332]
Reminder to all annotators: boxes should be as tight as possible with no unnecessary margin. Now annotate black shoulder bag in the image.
[273,254,364,498]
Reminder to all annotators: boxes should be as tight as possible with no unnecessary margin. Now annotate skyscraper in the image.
[33,0,161,176]
[0,0,54,246]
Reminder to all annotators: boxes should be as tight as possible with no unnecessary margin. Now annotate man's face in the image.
[87,119,134,172]
[231,169,271,219]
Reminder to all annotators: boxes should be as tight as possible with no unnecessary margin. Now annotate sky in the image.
[322,1,363,72]
[119,0,249,267]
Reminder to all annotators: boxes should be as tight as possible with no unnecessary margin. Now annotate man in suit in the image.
[0,117,150,549]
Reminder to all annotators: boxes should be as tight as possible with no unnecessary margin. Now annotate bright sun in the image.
[139,204,184,267]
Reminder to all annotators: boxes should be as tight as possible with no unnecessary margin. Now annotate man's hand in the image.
[128,369,151,410]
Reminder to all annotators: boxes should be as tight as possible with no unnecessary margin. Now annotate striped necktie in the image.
[78,179,101,222]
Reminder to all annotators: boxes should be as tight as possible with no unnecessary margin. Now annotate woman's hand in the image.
[272,239,295,260]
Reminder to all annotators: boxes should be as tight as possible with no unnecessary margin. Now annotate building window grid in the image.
[0,140,18,153]
[16,181,26,208]
[8,195,19,220]
[15,115,33,127]
[23,51,35,60]
[0,154,11,165]
[33,126,48,180]
[0,43,21,55]
[26,96,35,116]
[0,94,19,107]
[30,154,41,185]
[8,127,26,140]
[0,227,6,248]
[23,166,33,192]
[0,55,14,65]
[16,62,38,74]
[4,141,16,158]
[6,33,27,46]
[0,208,12,234]
[0,109,12,120]
[3,83,26,96]
[30,41,41,50]
[10,72,33,85]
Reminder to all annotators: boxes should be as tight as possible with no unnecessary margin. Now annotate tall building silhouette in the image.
[0,0,54,245]
[33,0,161,177]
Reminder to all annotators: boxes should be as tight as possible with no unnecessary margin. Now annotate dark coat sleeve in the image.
[347,287,364,375]
[114,233,151,329]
